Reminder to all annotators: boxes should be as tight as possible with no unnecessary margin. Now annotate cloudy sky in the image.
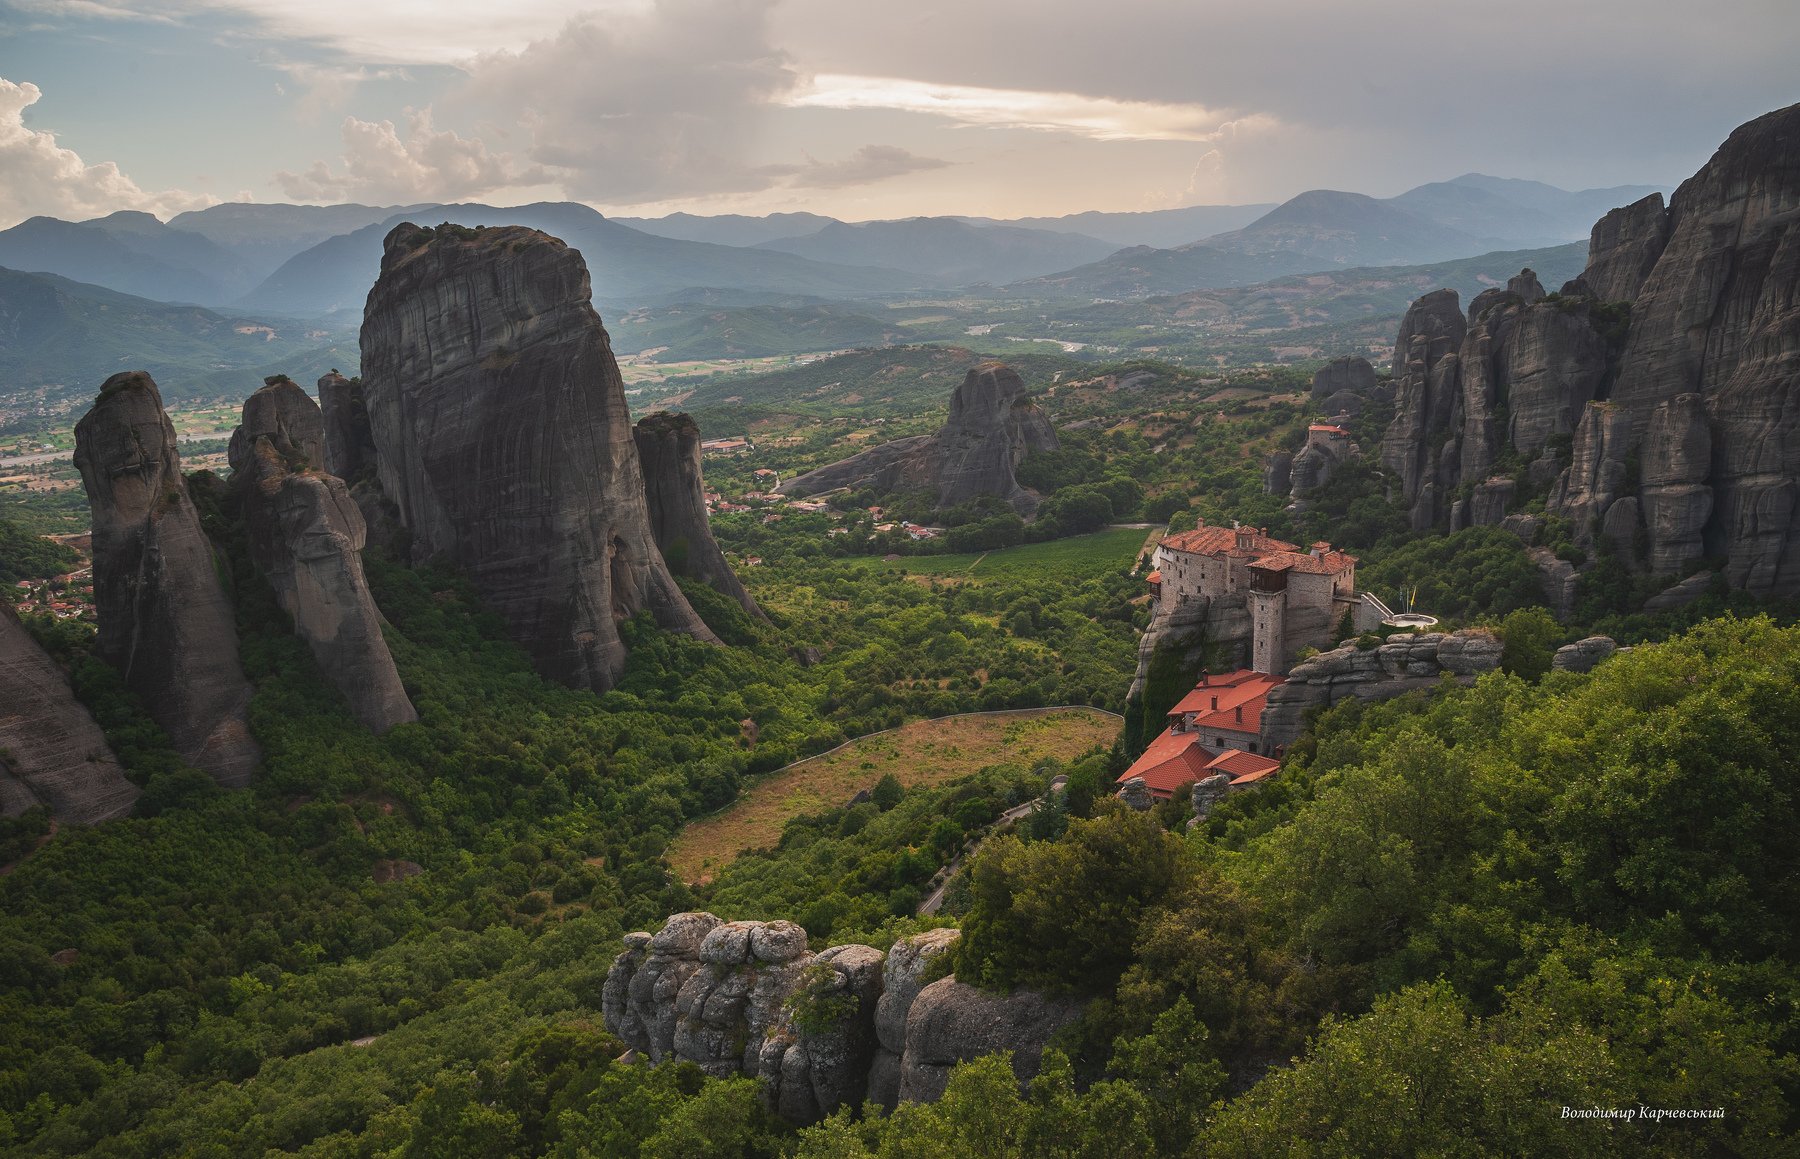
[2,0,1796,227]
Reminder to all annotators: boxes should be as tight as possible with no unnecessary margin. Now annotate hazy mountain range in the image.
[0,173,1661,318]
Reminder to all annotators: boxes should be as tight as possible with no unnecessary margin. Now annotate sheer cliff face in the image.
[318,371,378,482]
[1381,280,1610,532]
[74,371,260,787]
[0,602,139,823]
[1609,104,1800,592]
[1370,104,1800,596]
[360,224,716,692]
[633,412,763,620]
[230,379,418,734]
[1582,193,1670,305]
[778,361,1059,516]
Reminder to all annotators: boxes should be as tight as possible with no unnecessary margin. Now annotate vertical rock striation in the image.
[775,361,1059,516]
[0,602,139,823]
[317,370,378,481]
[931,362,1060,514]
[230,377,417,734]
[1582,193,1671,305]
[359,223,717,692]
[74,371,260,786]
[633,412,764,620]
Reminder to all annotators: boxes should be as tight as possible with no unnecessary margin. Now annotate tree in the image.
[1499,606,1561,680]
[871,773,904,812]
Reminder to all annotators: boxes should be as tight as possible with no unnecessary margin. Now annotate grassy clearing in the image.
[852,525,1147,582]
[668,707,1120,882]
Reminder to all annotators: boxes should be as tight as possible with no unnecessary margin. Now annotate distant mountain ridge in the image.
[0,265,355,415]
[753,218,1120,285]
[240,202,928,316]
[1011,175,1663,297]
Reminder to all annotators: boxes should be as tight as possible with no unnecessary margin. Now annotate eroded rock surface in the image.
[359,224,717,691]
[778,362,1058,516]
[896,976,1084,1104]
[603,915,1080,1125]
[866,928,961,1110]
[230,378,416,734]
[1583,194,1671,304]
[1262,629,1503,749]
[74,371,259,786]
[633,412,763,620]
[0,602,138,822]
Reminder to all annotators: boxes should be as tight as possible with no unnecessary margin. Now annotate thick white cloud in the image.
[274,107,541,201]
[0,77,216,227]
[788,76,1277,144]
[459,0,799,203]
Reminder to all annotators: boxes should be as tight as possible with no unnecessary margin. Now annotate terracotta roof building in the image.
[1117,669,1287,800]
[1150,519,1364,674]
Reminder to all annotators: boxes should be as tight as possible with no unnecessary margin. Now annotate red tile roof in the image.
[1249,549,1357,576]
[1205,748,1281,779]
[1228,768,1278,787]
[1170,669,1285,734]
[1309,424,1351,435]
[1161,524,1298,559]
[1146,570,1161,584]
[1117,728,1213,799]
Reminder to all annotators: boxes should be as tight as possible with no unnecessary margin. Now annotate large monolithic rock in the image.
[74,371,260,787]
[230,378,417,734]
[1311,355,1377,399]
[778,362,1058,516]
[359,223,717,691]
[633,412,764,620]
[603,915,1079,1125]
[0,602,139,823]
[932,362,1060,513]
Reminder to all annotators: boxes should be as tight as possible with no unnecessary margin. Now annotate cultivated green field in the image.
[857,524,1150,581]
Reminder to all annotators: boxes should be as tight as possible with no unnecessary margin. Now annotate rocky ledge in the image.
[601,913,1078,1125]
[1261,628,1504,749]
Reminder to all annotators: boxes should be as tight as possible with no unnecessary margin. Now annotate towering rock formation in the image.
[74,371,260,787]
[1355,103,1800,600]
[633,412,763,619]
[0,602,139,823]
[359,223,718,691]
[230,377,417,734]
[1379,277,1613,532]
[931,363,1060,512]
[777,362,1059,516]
[1583,193,1671,305]
[1606,105,1800,592]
